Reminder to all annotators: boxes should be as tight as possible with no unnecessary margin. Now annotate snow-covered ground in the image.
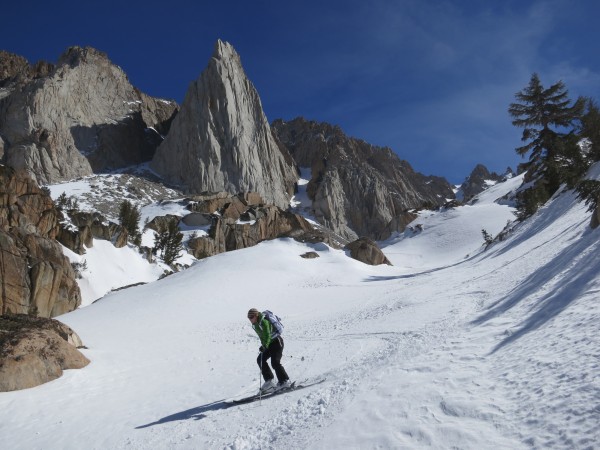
[1,172,599,449]
[46,172,202,304]
[63,241,164,307]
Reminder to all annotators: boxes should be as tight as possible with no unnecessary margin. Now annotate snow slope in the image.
[382,174,522,270]
[63,241,164,307]
[1,174,599,449]
[47,172,200,305]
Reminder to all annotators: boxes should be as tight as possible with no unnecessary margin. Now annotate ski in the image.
[229,381,297,404]
[295,377,326,389]
[229,377,326,405]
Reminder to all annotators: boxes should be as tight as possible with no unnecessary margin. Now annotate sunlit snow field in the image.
[1,169,599,449]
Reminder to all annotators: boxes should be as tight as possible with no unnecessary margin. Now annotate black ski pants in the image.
[257,336,289,383]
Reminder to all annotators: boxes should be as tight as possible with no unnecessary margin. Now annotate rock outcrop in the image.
[272,118,454,241]
[300,251,319,259]
[146,214,181,234]
[345,237,392,266]
[181,192,315,258]
[0,165,81,317]
[57,210,128,255]
[151,40,298,210]
[0,314,89,392]
[0,47,178,185]
[0,50,53,87]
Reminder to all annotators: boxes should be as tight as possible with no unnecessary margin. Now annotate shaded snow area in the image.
[1,173,599,449]
[290,167,320,226]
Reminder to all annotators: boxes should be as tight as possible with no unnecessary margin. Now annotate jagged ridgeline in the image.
[150,39,453,238]
[1,41,454,242]
[272,118,454,240]
[0,48,178,185]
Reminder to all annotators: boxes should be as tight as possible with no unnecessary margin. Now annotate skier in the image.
[247,308,290,392]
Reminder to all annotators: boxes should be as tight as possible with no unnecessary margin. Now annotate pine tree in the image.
[578,98,600,162]
[118,200,142,246]
[482,229,493,246]
[153,220,183,265]
[573,99,600,213]
[56,192,69,210]
[508,73,584,216]
[576,179,600,212]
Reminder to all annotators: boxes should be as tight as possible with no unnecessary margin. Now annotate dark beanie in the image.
[247,308,259,318]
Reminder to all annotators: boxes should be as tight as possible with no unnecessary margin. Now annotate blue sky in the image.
[3,0,600,183]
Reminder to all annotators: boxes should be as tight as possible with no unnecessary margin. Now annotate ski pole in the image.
[259,351,263,405]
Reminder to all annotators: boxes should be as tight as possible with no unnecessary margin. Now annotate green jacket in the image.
[252,313,273,348]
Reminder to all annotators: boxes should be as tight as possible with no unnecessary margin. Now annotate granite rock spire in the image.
[151,40,298,209]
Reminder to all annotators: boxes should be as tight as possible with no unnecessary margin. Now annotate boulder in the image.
[239,192,264,207]
[187,192,232,214]
[186,192,264,215]
[219,205,313,251]
[188,236,218,260]
[186,195,315,259]
[56,210,128,254]
[89,221,128,248]
[345,237,392,266]
[221,196,248,223]
[181,212,212,227]
[0,314,89,392]
[146,214,181,234]
[56,225,89,255]
[300,251,320,259]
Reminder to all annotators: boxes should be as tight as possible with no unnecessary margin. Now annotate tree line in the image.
[118,200,183,265]
[509,73,600,218]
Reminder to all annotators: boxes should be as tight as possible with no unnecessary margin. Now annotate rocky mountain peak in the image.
[0,51,30,85]
[0,51,54,86]
[0,46,178,185]
[456,163,511,201]
[212,39,240,62]
[273,117,454,240]
[151,40,298,209]
[57,46,111,68]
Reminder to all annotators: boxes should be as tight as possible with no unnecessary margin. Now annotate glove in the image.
[259,346,265,353]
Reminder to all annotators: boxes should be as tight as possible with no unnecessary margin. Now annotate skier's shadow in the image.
[135,398,235,428]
